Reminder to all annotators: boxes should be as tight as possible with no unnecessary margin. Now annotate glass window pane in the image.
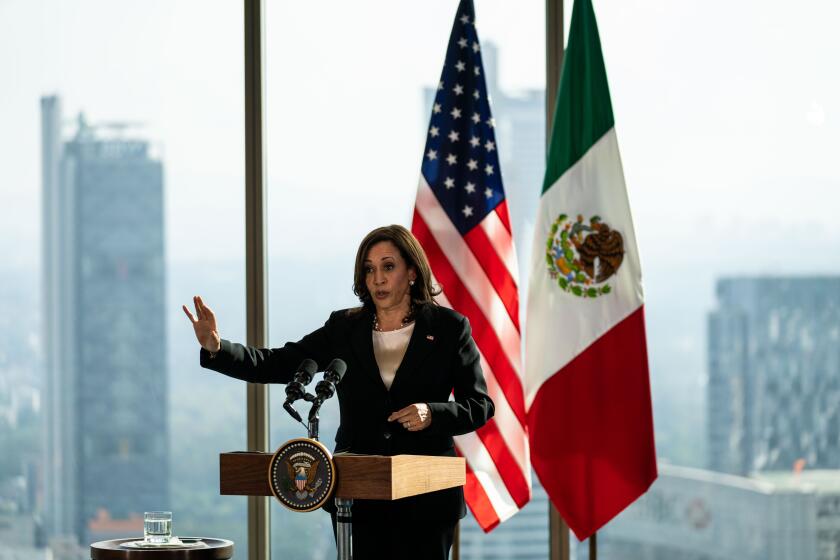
[583,1,840,559]
[265,2,545,558]
[0,3,247,558]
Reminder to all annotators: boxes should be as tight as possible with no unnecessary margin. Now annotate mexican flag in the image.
[525,0,657,541]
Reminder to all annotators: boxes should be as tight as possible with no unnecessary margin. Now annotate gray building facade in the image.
[707,277,840,476]
[596,465,825,560]
[40,96,168,545]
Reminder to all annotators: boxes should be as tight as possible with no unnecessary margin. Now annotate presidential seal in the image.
[546,213,624,298]
[268,438,336,512]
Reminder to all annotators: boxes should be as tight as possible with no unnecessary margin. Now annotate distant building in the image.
[459,475,549,560]
[0,512,48,560]
[596,465,840,560]
[707,277,840,476]
[40,96,168,546]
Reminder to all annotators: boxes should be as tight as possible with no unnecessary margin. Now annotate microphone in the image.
[283,359,318,423]
[308,359,347,422]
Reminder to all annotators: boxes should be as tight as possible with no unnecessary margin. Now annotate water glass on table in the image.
[144,511,172,544]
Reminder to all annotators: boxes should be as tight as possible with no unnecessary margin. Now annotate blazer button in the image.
[383,431,392,440]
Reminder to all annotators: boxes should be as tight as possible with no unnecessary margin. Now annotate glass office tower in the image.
[708,277,840,476]
[41,96,168,547]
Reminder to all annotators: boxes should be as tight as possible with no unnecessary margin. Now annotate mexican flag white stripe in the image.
[525,128,643,407]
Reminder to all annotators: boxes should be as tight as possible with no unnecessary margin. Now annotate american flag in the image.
[411,0,531,531]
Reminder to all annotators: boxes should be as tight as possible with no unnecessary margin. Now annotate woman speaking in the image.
[183,224,494,559]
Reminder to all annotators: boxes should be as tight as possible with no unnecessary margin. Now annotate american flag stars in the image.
[418,5,505,235]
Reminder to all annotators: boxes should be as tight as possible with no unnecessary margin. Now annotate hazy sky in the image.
[2,0,840,411]
[3,0,838,268]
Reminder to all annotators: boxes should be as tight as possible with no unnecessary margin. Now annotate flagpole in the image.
[452,522,460,560]
[546,1,569,559]
[244,1,271,560]
[545,0,564,139]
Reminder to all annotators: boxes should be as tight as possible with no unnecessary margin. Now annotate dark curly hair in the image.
[351,225,440,311]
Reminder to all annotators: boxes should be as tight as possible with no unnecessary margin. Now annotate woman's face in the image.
[364,241,417,313]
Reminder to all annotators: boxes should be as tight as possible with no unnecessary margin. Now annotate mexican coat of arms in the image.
[546,213,625,298]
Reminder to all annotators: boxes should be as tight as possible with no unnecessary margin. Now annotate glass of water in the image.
[143,511,172,544]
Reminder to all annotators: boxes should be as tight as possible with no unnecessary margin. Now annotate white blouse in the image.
[372,323,415,390]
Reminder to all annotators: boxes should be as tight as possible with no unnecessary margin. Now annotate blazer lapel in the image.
[389,304,437,395]
[348,308,384,388]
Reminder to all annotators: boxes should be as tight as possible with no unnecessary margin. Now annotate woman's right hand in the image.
[183,295,221,353]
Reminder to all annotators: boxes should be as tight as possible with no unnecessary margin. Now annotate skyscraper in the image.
[708,277,840,476]
[40,96,168,546]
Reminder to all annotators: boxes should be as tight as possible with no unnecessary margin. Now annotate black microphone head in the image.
[295,358,318,385]
[324,358,347,383]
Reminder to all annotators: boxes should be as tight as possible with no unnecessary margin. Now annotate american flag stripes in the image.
[411,0,531,531]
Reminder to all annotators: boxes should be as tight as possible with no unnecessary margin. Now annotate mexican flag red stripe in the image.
[525,0,657,541]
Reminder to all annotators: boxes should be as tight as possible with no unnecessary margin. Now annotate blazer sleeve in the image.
[199,313,337,384]
[427,316,495,436]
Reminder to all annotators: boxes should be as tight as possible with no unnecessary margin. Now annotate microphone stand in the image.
[307,408,320,441]
[301,393,319,441]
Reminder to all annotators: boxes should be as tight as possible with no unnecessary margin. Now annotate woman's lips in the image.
[375,290,389,299]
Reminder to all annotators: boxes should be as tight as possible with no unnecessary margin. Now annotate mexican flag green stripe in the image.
[543,0,615,193]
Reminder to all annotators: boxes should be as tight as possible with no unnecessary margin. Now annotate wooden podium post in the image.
[220,452,466,559]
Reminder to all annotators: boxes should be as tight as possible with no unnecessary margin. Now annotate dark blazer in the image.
[199,302,494,523]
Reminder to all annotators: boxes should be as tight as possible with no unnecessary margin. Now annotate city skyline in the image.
[2,1,840,558]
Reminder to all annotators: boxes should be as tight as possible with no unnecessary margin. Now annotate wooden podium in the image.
[219,451,466,559]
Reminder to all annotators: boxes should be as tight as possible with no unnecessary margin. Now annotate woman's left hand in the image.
[388,403,432,432]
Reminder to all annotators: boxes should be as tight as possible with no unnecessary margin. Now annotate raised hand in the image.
[182,295,221,353]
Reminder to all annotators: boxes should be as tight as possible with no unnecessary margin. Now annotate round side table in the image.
[90,538,234,560]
